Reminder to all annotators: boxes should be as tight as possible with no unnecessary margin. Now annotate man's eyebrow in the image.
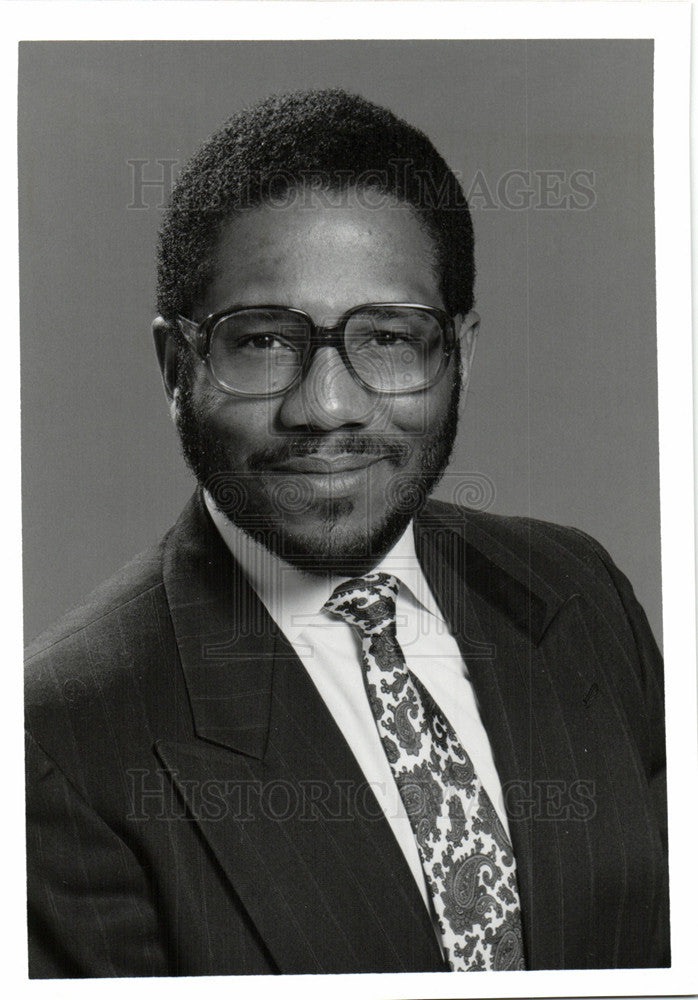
[356,305,435,324]
[217,301,299,313]
[206,301,252,315]
[192,302,289,321]
[358,305,403,315]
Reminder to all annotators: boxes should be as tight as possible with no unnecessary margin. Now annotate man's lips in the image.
[266,453,389,474]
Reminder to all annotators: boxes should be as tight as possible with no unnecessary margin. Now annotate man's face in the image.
[167,190,476,573]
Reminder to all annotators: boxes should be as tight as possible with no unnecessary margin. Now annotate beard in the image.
[175,352,462,575]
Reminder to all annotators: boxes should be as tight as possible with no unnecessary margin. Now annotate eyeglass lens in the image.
[207,306,446,395]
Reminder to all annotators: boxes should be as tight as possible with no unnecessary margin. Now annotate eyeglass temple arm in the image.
[175,315,205,355]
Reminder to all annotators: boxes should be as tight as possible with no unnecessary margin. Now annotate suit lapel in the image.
[414,502,586,969]
[159,493,446,974]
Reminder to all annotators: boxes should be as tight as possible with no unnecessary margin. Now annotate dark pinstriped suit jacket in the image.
[25,491,670,977]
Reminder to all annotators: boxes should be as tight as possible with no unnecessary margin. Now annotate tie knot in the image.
[324,572,399,635]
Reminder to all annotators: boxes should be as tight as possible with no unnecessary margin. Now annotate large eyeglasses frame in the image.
[175,302,456,398]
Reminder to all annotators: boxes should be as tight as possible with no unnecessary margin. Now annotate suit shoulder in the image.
[23,534,185,808]
[421,499,655,653]
[424,499,612,578]
[26,540,166,660]
[24,539,170,720]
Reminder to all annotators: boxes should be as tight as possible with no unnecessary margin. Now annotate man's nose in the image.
[277,346,382,430]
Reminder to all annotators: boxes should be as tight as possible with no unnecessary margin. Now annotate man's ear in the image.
[152,316,180,420]
[454,310,480,404]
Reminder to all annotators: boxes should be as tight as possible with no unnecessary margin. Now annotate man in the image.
[25,89,669,977]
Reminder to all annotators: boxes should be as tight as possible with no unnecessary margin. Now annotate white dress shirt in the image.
[205,491,510,910]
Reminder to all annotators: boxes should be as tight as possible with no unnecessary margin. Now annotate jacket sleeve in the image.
[567,530,666,830]
[567,526,670,965]
[25,730,169,978]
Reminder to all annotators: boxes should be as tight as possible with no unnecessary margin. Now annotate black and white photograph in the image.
[9,2,697,997]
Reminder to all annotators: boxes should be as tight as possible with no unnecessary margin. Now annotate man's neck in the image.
[203,488,445,636]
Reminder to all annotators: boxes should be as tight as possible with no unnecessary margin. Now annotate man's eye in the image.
[239,333,294,350]
[367,330,414,346]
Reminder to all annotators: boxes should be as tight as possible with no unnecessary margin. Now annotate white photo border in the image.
[4,2,696,999]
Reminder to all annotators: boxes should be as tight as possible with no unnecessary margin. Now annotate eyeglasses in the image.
[176,303,455,398]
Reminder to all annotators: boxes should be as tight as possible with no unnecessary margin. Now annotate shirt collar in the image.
[204,490,446,641]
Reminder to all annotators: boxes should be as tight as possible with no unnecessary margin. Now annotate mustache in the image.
[246,435,412,470]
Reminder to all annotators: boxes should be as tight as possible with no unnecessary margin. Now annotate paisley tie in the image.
[324,571,526,971]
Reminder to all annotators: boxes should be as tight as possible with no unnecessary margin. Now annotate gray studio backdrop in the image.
[20,40,662,645]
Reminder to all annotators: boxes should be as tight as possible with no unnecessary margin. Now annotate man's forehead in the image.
[198,193,443,319]
[217,188,427,246]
